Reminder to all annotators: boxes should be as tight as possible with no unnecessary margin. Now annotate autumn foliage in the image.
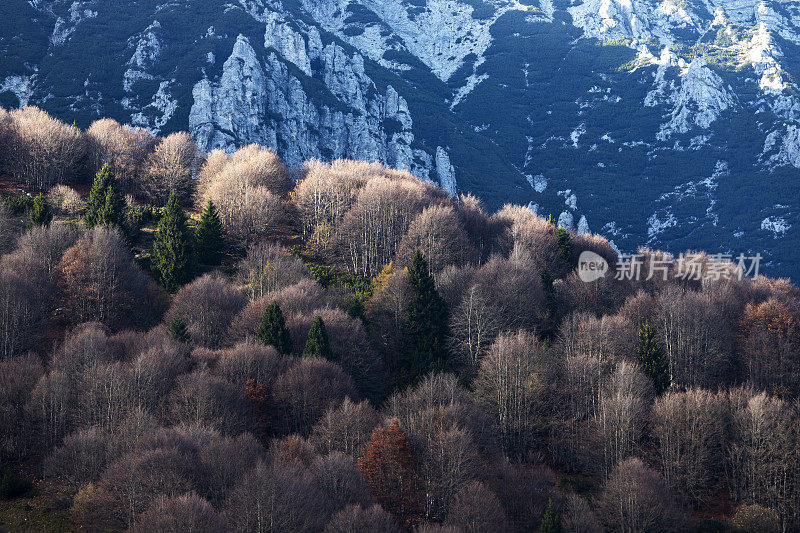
[358,420,423,528]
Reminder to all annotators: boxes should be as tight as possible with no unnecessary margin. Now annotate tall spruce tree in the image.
[84,163,125,228]
[399,250,449,389]
[257,301,292,354]
[29,193,52,226]
[84,164,111,226]
[538,500,563,533]
[636,321,670,394]
[195,198,224,265]
[153,191,194,292]
[168,314,190,343]
[303,315,333,360]
[555,226,573,261]
[100,184,126,228]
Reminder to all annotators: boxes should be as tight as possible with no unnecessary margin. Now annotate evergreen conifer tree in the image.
[303,315,333,360]
[195,198,224,265]
[399,250,449,389]
[257,301,292,354]
[84,164,115,226]
[555,226,573,261]
[168,314,190,343]
[636,321,670,394]
[29,193,52,226]
[100,183,126,228]
[538,500,563,533]
[153,191,194,292]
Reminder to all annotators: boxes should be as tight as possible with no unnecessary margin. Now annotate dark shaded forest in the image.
[1,106,799,533]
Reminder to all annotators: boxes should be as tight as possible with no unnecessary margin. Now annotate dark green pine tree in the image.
[303,315,333,360]
[555,226,573,261]
[636,321,670,395]
[29,193,52,226]
[100,183,126,228]
[153,191,195,292]
[195,198,224,265]
[538,500,563,533]
[84,163,115,226]
[399,250,449,389]
[257,301,292,354]
[168,314,190,344]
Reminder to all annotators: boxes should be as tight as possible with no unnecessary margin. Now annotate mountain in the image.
[2,0,800,277]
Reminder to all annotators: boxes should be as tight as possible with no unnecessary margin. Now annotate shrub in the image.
[47,184,85,216]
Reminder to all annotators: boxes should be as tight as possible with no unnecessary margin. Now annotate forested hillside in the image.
[1,106,800,532]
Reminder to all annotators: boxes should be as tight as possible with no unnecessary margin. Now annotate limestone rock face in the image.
[188,34,427,179]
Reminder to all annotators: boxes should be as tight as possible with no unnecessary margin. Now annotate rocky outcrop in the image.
[645,58,737,141]
[189,34,432,180]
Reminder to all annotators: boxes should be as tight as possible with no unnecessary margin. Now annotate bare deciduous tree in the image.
[445,481,507,533]
[144,132,201,205]
[236,241,306,300]
[201,145,288,244]
[26,370,73,448]
[213,341,289,389]
[0,203,22,254]
[47,184,85,216]
[228,279,331,343]
[593,361,652,477]
[272,358,357,436]
[291,159,373,245]
[0,353,43,459]
[324,504,400,533]
[725,389,796,529]
[86,118,156,197]
[8,106,86,189]
[335,176,430,276]
[131,492,224,533]
[57,227,158,330]
[562,494,602,533]
[223,460,331,532]
[652,389,725,506]
[79,447,198,529]
[396,204,476,276]
[311,451,371,511]
[198,432,262,505]
[474,331,548,457]
[45,427,111,487]
[738,298,800,398]
[168,371,253,435]
[600,457,686,532]
[656,286,731,388]
[0,269,46,358]
[287,307,386,400]
[167,274,246,348]
[309,398,381,460]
